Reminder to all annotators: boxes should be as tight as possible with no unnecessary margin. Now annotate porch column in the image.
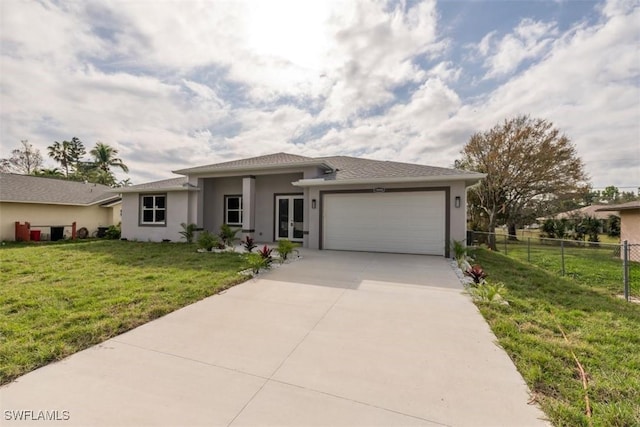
[242,176,256,237]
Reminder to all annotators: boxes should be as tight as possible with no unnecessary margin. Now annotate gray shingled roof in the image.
[552,204,617,220]
[597,201,640,211]
[174,152,324,175]
[173,152,477,180]
[317,156,475,181]
[0,173,120,205]
[132,152,482,190]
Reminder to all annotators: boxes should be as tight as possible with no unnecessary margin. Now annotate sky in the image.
[0,0,638,190]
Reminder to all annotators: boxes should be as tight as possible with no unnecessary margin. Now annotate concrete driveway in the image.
[1,250,548,426]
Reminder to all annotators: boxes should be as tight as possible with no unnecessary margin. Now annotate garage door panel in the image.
[322,192,446,255]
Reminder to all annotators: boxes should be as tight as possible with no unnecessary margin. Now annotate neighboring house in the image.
[598,201,640,262]
[540,204,615,221]
[0,173,122,241]
[117,153,484,256]
[535,204,619,235]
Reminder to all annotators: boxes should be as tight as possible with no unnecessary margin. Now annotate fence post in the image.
[561,240,565,276]
[504,234,508,255]
[623,240,629,302]
[527,238,531,263]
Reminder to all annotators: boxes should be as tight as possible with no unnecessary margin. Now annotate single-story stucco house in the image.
[541,204,616,221]
[116,153,484,256]
[598,201,640,262]
[0,173,122,241]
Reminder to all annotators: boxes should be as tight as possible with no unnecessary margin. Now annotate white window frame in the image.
[225,195,243,226]
[140,194,167,226]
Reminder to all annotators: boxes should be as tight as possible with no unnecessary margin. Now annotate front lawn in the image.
[0,240,249,385]
[473,249,640,426]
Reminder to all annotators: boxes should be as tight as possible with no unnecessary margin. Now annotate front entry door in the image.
[276,196,304,242]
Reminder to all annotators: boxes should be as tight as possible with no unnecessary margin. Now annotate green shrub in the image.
[467,281,507,304]
[246,253,269,274]
[105,223,121,240]
[197,230,219,251]
[275,239,299,262]
[219,224,241,247]
[179,223,197,243]
[452,239,466,260]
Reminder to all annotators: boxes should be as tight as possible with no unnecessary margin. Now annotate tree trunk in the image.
[507,223,518,241]
[487,211,498,251]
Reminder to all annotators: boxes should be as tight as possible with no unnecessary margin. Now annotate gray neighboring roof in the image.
[0,173,120,206]
[116,177,190,193]
[173,153,329,175]
[597,201,640,212]
[548,204,618,221]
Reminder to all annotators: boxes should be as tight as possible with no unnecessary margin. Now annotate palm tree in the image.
[47,141,71,176]
[47,137,86,176]
[90,142,129,174]
[32,167,64,177]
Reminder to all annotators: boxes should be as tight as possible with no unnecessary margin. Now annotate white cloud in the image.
[0,0,637,190]
[427,61,462,83]
[454,2,640,187]
[480,18,558,79]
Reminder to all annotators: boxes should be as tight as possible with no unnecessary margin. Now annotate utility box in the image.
[30,230,41,241]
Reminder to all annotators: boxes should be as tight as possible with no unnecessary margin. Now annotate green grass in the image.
[475,231,640,298]
[0,240,249,385]
[472,249,640,426]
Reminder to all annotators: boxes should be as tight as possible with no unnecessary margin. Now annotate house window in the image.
[225,195,243,225]
[140,194,166,226]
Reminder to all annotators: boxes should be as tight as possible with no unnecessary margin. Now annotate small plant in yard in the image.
[105,223,121,240]
[219,224,241,247]
[452,239,473,269]
[465,264,487,284]
[242,236,257,253]
[258,244,273,268]
[452,239,466,260]
[245,253,269,274]
[467,280,507,304]
[197,230,219,251]
[275,239,299,262]
[179,223,197,243]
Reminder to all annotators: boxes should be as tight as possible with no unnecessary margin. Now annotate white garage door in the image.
[322,191,446,255]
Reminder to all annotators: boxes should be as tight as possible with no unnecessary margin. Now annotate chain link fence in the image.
[468,231,640,302]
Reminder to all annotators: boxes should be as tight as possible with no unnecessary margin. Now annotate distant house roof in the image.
[0,173,120,206]
[171,152,484,186]
[547,204,618,221]
[597,201,640,212]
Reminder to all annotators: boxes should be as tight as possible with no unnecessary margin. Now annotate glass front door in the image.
[276,196,304,241]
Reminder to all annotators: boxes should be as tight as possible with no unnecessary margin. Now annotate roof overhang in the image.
[597,206,638,212]
[100,198,123,208]
[173,160,334,176]
[0,195,121,207]
[114,185,199,194]
[292,173,486,188]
